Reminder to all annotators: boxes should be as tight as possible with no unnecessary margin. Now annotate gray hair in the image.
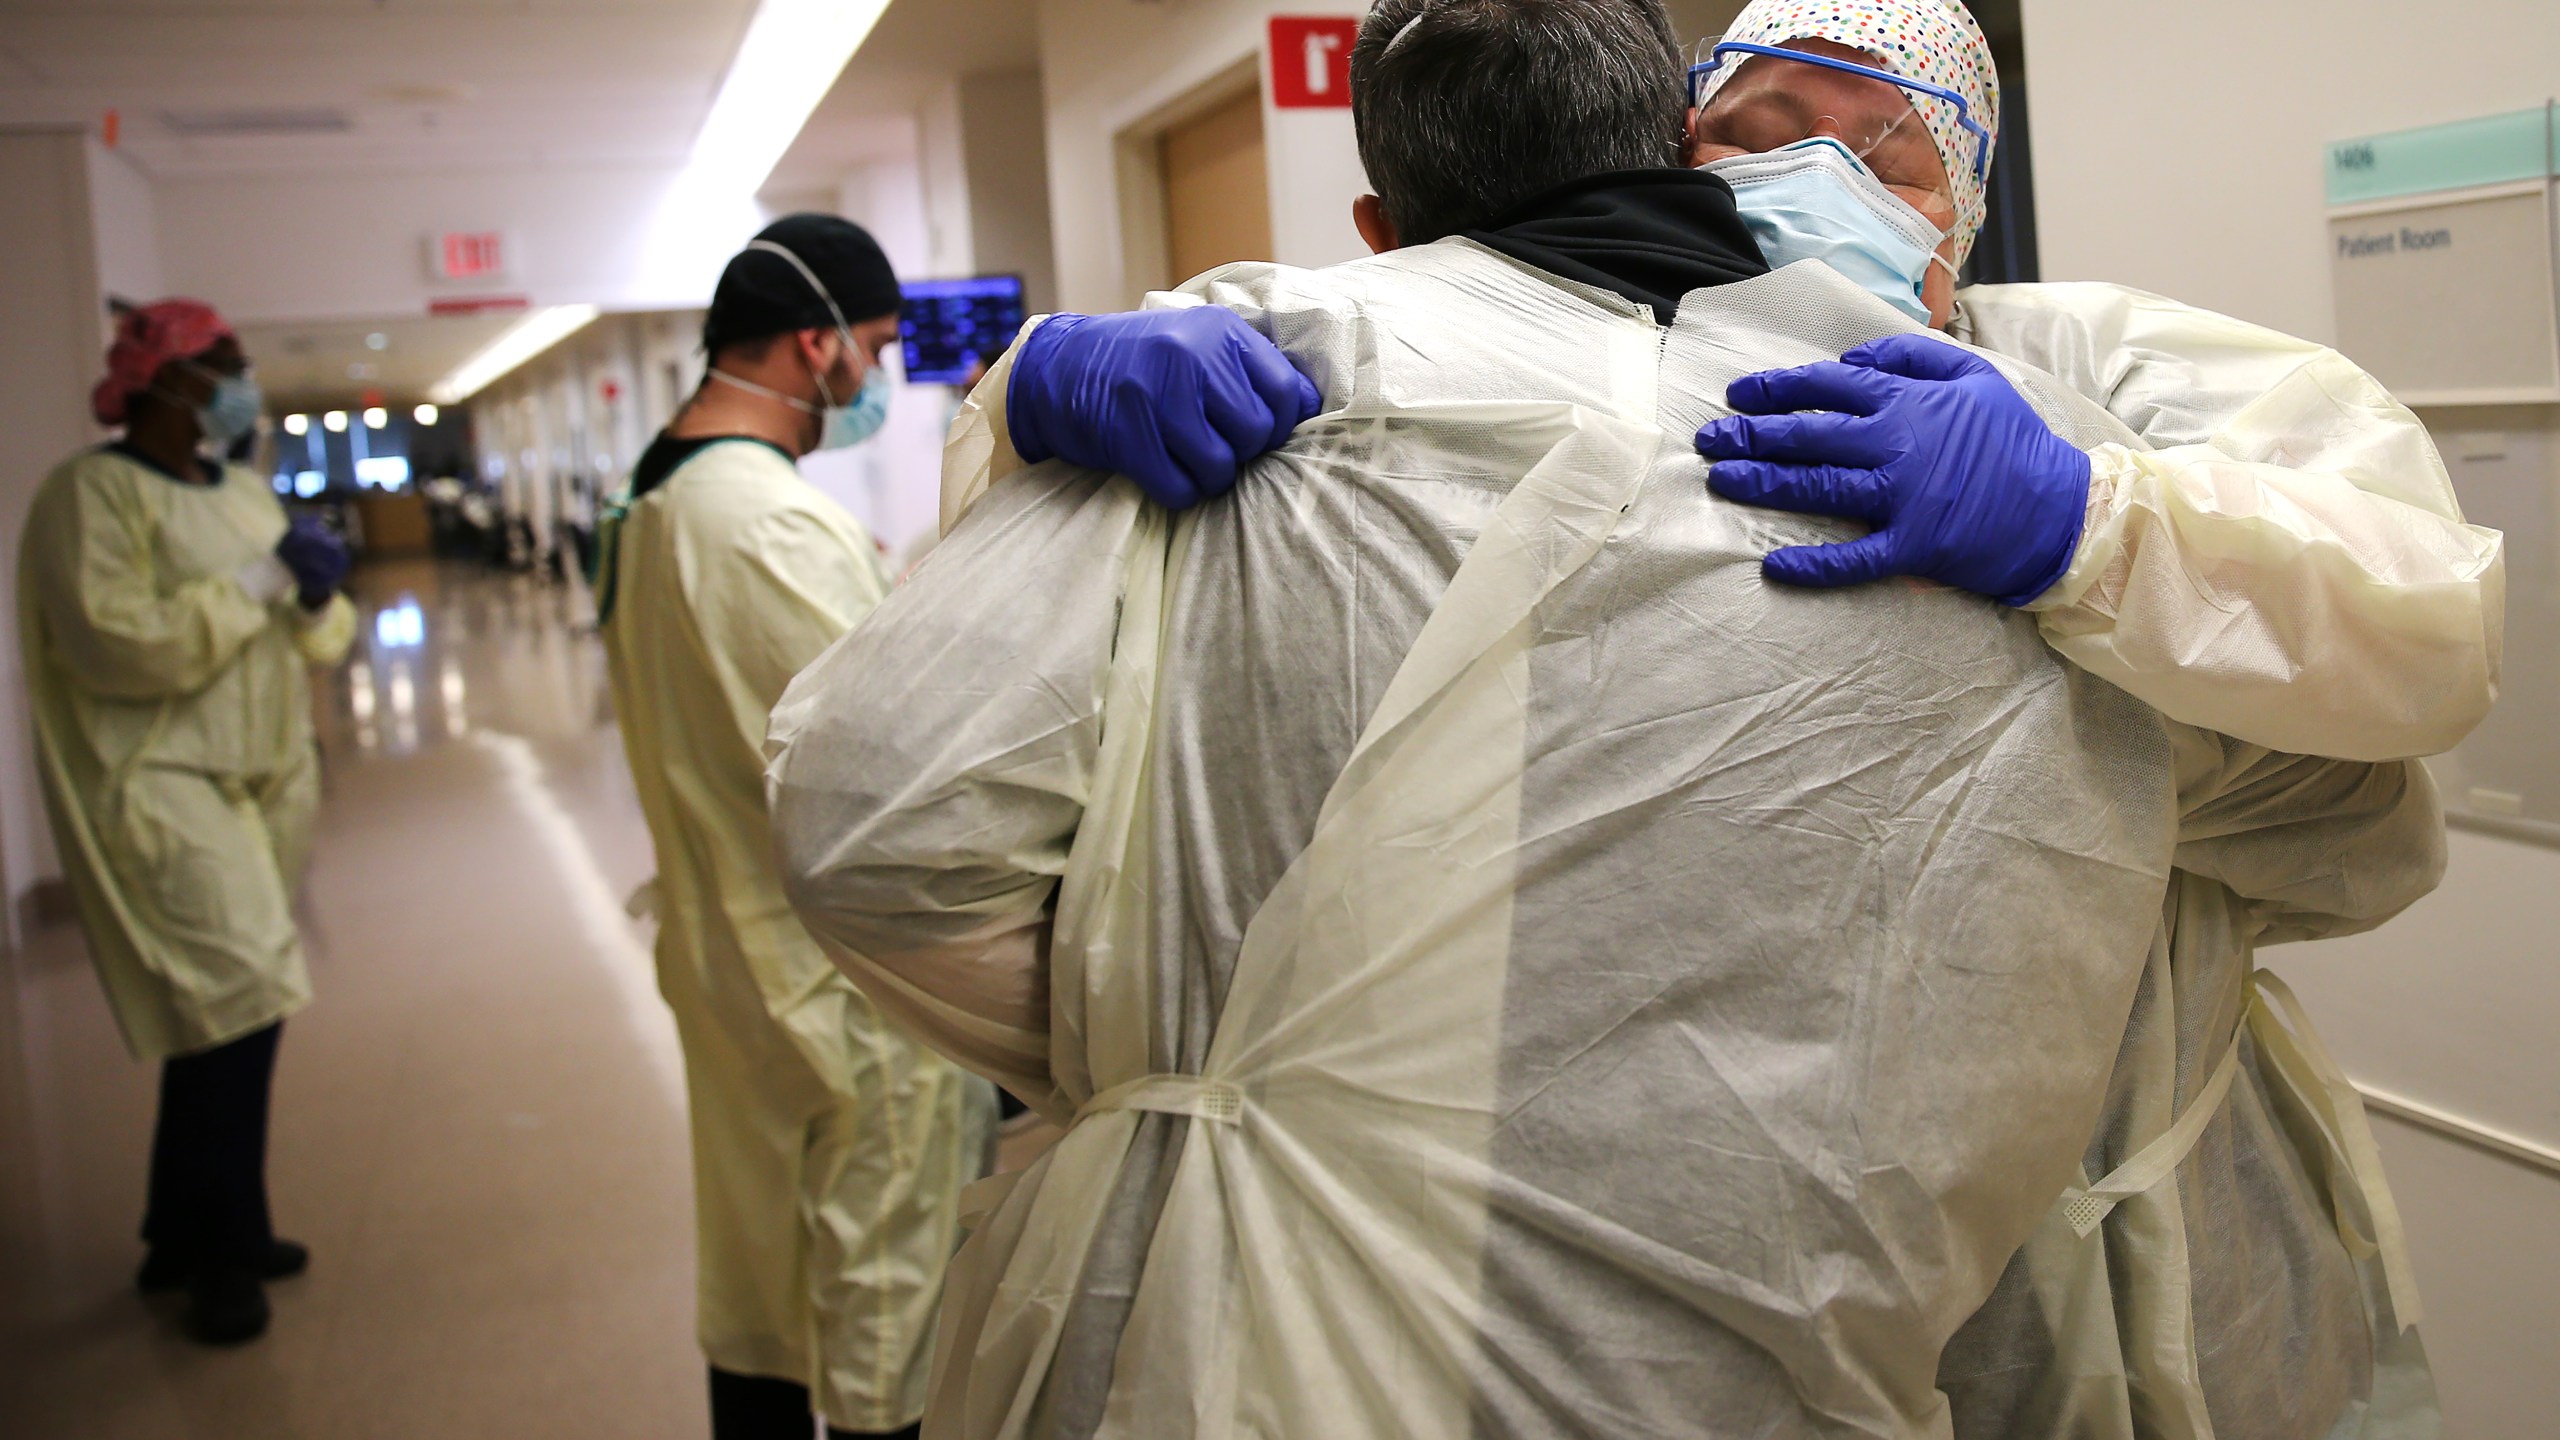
[1351,0,1687,246]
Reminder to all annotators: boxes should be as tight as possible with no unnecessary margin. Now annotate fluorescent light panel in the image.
[427,305,600,406]
[689,0,892,193]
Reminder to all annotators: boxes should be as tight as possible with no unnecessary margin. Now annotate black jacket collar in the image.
[1463,168,1768,324]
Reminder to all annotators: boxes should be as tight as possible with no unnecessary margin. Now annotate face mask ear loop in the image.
[746,239,868,410]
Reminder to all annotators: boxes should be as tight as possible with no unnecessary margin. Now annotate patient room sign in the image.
[1269,16,1357,108]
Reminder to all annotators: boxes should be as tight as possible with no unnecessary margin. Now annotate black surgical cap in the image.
[701,213,902,355]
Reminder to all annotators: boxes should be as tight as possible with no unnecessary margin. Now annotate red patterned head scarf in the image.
[93,298,234,426]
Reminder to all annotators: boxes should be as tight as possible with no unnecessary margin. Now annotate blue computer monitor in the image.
[899,275,1026,385]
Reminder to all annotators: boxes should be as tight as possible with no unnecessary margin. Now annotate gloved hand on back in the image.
[1695,333,2090,607]
[274,515,352,610]
[1006,308,1321,511]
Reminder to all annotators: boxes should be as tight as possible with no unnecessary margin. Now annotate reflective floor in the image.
[0,560,704,1439]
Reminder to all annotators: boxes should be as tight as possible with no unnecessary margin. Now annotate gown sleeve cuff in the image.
[2019,443,2135,615]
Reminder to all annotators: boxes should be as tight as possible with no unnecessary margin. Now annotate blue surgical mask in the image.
[705,348,891,452]
[818,363,892,450]
[1705,138,1955,325]
[198,372,265,449]
[158,365,264,450]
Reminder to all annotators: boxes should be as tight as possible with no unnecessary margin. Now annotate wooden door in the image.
[1160,88,1273,285]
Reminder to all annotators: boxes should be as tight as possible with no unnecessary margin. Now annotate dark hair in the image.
[1351,0,1687,245]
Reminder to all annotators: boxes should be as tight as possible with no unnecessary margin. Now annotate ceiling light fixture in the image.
[363,407,389,429]
[425,305,600,406]
[413,403,440,426]
[283,413,309,436]
[324,410,349,433]
[687,0,893,194]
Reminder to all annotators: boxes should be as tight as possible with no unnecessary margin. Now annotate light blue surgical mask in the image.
[706,349,891,452]
[198,372,265,449]
[1705,138,1955,326]
[157,365,264,450]
[818,363,892,450]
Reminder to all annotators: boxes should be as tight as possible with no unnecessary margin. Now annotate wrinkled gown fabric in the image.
[21,448,354,1063]
[772,248,2439,1439]
[965,280,2503,767]
[600,438,993,1431]
[1959,281,2502,764]
[1936,282,2460,1440]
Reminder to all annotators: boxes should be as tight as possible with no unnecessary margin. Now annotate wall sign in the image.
[429,230,511,283]
[2325,106,2559,406]
[1269,16,1357,109]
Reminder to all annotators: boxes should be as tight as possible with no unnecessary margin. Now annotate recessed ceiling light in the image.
[688,0,893,194]
[365,332,389,351]
[427,306,600,405]
[160,106,351,137]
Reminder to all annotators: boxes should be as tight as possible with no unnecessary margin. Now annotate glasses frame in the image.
[1687,40,1993,183]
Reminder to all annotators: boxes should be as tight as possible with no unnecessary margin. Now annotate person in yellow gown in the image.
[595,215,992,1440]
[20,298,355,1344]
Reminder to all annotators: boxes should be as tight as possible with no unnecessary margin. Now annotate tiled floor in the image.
[0,560,709,1438]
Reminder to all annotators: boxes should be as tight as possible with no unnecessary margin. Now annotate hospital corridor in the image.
[0,563,708,1434]
[3,2,2558,1439]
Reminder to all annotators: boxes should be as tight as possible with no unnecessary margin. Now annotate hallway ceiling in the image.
[0,0,761,178]
[763,0,1037,198]
[236,311,529,410]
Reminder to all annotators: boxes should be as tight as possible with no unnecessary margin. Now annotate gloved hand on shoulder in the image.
[1007,307,1321,511]
[1695,333,2090,606]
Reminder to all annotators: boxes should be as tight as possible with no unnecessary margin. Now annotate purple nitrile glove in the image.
[1695,333,2089,606]
[275,515,351,609]
[1006,307,1322,511]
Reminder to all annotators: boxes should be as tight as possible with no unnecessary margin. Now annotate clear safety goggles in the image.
[1688,39,1993,186]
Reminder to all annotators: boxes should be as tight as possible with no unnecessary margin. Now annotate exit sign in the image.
[429,230,510,282]
[1269,16,1356,109]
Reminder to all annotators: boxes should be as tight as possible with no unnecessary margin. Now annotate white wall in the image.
[153,162,764,326]
[1034,0,1370,311]
[0,128,124,934]
[958,69,1062,314]
[794,148,970,553]
[916,81,978,285]
[83,141,161,306]
[0,133,168,928]
[2020,1,2560,1431]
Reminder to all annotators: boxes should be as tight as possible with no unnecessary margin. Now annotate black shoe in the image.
[182,1266,271,1345]
[136,1248,190,1294]
[138,1238,311,1294]
[259,1238,311,1281]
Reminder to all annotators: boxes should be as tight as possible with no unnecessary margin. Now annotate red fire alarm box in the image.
[1269,16,1357,109]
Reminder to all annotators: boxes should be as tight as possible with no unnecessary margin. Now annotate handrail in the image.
[2355,1082,2560,1179]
